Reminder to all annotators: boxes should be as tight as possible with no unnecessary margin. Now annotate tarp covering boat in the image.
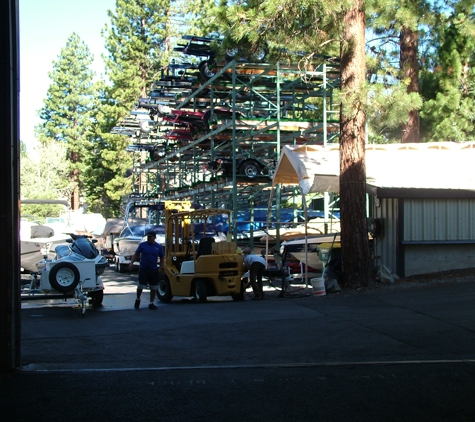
[272,142,475,194]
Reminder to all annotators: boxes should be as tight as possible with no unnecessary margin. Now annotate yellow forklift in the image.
[157,201,245,303]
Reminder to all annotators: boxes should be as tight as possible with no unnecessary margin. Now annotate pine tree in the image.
[216,0,373,288]
[337,0,373,288]
[84,0,173,217]
[219,0,341,57]
[400,24,421,143]
[420,1,475,142]
[35,33,97,210]
[366,0,432,143]
[177,0,221,36]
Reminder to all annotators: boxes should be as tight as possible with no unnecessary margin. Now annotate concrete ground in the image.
[3,267,475,421]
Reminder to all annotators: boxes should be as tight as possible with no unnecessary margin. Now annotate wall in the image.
[404,244,475,276]
[373,197,475,277]
[402,198,475,276]
[0,0,21,373]
[403,198,475,241]
[372,197,399,275]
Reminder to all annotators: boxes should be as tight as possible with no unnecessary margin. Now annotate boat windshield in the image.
[121,224,165,238]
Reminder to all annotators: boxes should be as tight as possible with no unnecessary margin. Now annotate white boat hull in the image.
[113,236,142,257]
[20,199,77,273]
[21,238,68,273]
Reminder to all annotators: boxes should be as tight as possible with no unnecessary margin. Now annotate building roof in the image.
[272,142,475,198]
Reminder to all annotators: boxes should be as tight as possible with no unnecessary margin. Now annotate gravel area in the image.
[256,267,475,299]
[337,267,475,296]
[184,268,475,301]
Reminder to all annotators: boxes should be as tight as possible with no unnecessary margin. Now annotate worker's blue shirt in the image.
[135,241,164,270]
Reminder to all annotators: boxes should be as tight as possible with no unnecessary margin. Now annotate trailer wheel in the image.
[48,262,80,293]
[248,44,268,62]
[240,160,261,179]
[225,46,240,59]
[88,290,104,306]
[157,275,173,302]
[115,259,127,273]
[194,280,208,303]
[199,60,217,81]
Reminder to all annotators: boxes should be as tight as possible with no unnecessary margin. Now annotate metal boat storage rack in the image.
[112,41,341,241]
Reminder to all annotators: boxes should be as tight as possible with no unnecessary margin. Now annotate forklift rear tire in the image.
[232,280,246,301]
[232,290,245,301]
[194,280,208,303]
[157,275,173,302]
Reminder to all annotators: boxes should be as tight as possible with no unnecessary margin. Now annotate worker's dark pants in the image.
[250,262,265,295]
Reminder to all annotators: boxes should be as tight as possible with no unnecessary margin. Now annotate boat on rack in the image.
[282,233,341,273]
[260,218,341,243]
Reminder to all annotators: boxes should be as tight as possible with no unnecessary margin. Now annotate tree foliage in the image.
[102,0,172,100]
[179,0,223,36]
[364,0,433,143]
[420,1,475,142]
[216,0,344,58]
[20,141,72,210]
[35,33,97,209]
[83,0,174,217]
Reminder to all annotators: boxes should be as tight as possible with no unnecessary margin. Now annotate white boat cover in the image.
[272,142,475,194]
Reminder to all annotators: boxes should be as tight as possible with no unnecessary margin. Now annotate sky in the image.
[19,0,116,151]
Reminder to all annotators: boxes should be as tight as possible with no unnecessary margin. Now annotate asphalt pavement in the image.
[3,268,475,421]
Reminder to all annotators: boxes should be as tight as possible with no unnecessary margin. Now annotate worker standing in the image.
[129,231,164,310]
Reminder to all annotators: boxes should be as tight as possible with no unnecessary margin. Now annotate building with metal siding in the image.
[370,197,398,276]
[273,142,475,278]
[369,197,475,278]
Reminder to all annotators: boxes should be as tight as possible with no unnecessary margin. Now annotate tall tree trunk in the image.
[71,183,80,211]
[400,26,420,143]
[70,150,80,210]
[339,0,372,288]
